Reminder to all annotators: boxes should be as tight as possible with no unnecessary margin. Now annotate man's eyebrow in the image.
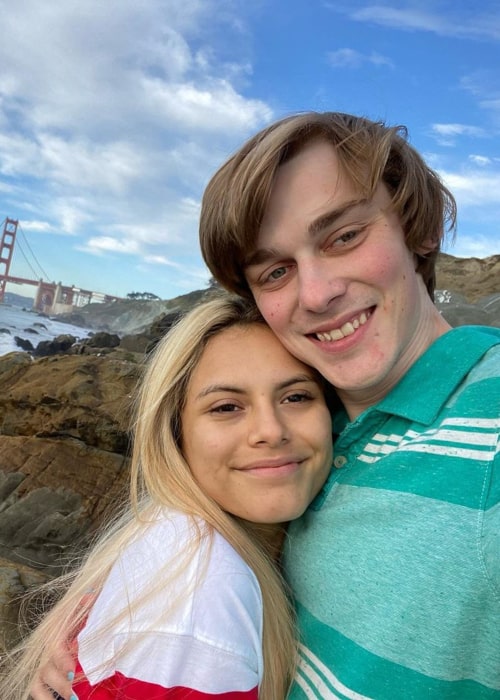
[244,247,278,268]
[244,197,368,269]
[308,197,368,237]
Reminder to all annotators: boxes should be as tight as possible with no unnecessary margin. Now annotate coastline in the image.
[0,304,94,357]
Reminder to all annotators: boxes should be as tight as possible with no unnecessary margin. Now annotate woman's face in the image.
[181,323,332,524]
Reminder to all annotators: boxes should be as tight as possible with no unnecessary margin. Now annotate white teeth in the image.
[315,310,370,342]
[340,321,355,336]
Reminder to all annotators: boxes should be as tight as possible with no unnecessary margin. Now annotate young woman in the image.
[2,294,333,700]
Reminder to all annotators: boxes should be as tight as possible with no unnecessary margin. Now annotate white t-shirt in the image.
[76,510,263,698]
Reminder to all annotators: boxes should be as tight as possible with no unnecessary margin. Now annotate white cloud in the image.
[19,220,53,233]
[440,169,500,206]
[0,0,274,283]
[430,123,487,146]
[340,4,500,40]
[80,236,141,256]
[446,233,499,259]
[468,155,492,166]
[327,48,393,69]
[432,123,486,137]
[143,254,182,268]
[142,77,272,132]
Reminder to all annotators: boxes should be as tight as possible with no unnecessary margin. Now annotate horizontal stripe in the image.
[287,485,500,690]
[442,417,500,429]
[74,664,258,699]
[366,428,497,449]
[394,443,493,459]
[287,606,500,700]
[333,458,493,507]
[359,444,493,462]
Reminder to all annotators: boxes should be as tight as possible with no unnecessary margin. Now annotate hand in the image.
[30,640,77,700]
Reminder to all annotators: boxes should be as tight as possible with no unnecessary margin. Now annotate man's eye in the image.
[268,266,287,281]
[330,230,359,248]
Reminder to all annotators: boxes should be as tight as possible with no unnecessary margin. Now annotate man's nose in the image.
[297,259,346,313]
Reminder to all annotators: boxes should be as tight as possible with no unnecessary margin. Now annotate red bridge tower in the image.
[0,218,19,303]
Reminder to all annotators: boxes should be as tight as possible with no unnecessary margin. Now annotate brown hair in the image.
[200,111,457,299]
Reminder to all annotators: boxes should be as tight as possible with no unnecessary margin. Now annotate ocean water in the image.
[0,304,92,357]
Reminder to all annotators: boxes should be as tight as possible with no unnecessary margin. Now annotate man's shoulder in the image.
[445,324,500,353]
[450,328,500,397]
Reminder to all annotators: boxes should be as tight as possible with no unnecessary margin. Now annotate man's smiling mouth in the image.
[314,309,372,342]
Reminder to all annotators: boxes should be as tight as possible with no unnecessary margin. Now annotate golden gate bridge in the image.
[0,217,121,314]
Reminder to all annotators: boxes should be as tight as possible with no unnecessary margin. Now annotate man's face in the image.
[244,139,448,417]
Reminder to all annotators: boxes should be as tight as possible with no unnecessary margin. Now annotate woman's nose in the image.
[247,405,290,447]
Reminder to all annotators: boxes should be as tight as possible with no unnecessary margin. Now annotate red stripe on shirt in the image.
[73,661,259,699]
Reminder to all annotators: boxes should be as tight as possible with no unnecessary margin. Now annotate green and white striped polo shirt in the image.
[286,325,500,700]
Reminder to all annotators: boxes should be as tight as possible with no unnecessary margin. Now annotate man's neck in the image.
[340,312,452,421]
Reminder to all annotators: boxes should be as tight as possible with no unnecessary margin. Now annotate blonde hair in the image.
[1,294,298,700]
[200,111,457,299]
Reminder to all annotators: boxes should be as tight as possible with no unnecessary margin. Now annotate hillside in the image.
[435,253,500,302]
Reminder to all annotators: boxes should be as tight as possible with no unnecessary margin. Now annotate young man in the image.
[200,112,500,699]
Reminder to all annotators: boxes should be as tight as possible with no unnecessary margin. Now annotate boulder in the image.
[33,333,77,357]
[119,333,153,354]
[83,331,120,349]
[14,336,34,352]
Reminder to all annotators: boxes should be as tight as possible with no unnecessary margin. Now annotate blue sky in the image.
[1,1,499,301]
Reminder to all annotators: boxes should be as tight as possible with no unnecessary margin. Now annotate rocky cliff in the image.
[0,350,140,650]
[0,252,498,653]
[435,253,500,302]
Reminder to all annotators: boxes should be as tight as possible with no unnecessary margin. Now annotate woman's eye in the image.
[284,393,312,404]
[210,403,240,413]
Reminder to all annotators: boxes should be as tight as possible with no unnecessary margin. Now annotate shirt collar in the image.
[332,325,500,433]
[372,325,500,425]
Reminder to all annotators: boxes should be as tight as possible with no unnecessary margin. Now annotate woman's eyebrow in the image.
[196,384,245,399]
[276,375,317,390]
[195,375,315,400]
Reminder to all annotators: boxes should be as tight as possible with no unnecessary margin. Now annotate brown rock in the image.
[0,351,140,647]
[0,352,140,452]
[0,436,129,572]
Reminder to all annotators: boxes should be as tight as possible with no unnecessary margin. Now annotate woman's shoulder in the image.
[126,509,255,577]
[89,509,260,617]
[78,510,264,690]
[79,509,263,673]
